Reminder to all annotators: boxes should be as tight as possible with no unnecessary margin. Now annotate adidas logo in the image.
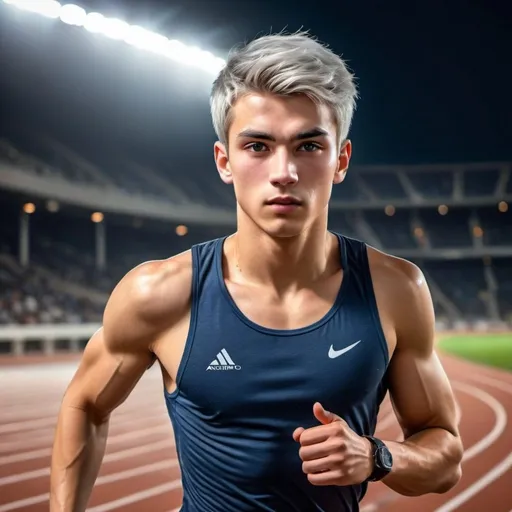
[206,348,242,371]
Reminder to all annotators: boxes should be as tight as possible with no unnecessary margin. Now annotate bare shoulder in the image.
[367,246,435,354]
[367,246,427,295]
[103,250,194,354]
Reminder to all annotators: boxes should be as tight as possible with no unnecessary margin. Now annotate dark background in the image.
[1,0,510,174]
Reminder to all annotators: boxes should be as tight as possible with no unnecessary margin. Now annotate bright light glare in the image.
[83,12,105,34]
[101,18,130,40]
[125,25,168,52]
[3,0,226,75]
[4,0,61,18]
[59,4,86,26]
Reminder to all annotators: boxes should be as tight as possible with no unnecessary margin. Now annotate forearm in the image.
[381,427,463,496]
[50,404,110,512]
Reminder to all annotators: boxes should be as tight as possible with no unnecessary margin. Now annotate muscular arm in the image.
[376,259,463,496]
[49,327,152,511]
[49,256,191,511]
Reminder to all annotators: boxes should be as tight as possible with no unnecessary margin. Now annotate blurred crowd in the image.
[0,263,103,325]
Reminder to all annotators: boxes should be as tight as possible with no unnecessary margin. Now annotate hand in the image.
[293,402,374,486]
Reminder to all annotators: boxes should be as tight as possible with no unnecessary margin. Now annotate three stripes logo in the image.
[206,348,242,371]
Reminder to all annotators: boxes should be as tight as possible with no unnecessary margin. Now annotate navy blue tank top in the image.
[165,233,390,511]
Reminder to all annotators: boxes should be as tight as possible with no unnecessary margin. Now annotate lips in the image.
[266,196,302,206]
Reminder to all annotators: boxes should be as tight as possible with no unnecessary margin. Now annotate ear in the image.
[333,139,352,185]
[214,141,233,185]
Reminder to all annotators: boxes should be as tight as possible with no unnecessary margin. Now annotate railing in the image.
[0,323,101,356]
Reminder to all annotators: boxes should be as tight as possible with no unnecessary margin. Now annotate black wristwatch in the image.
[363,436,393,482]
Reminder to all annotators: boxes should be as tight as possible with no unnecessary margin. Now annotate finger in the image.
[298,425,332,447]
[307,469,344,486]
[292,427,305,442]
[313,402,335,425]
[302,456,334,475]
[299,438,344,461]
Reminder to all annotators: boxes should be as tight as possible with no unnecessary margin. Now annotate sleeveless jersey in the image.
[165,233,390,511]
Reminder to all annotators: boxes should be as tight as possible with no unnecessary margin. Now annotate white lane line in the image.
[454,399,462,425]
[96,459,179,484]
[0,393,165,423]
[0,410,169,454]
[467,373,512,394]
[0,459,180,512]
[434,375,512,512]
[0,409,172,455]
[86,480,182,512]
[0,438,176,486]
[435,452,512,512]
[0,416,61,435]
[0,423,172,464]
[0,380,162,411]
[451,381,507,461]
[0,404,65,423]
[0,400,166,435]
[0,385,161,407]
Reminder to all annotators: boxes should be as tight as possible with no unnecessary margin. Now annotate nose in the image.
[269,151,298,187]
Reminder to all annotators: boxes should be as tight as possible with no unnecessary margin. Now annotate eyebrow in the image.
[236,127,329,141]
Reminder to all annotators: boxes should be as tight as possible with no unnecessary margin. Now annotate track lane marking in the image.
[0,438,176,486]
[434,375,512,512]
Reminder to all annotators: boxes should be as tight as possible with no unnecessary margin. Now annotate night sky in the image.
[0,0,510,172]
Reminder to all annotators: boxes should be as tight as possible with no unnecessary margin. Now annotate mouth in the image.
[265,196,302,206]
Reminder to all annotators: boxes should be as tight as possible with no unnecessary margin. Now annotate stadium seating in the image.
[0,257,103,326]
[0,129,511,330]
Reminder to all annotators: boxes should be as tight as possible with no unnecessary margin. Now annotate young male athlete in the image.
[50,32,464,511]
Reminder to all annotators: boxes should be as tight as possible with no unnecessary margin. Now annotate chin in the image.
[259,217,310,239]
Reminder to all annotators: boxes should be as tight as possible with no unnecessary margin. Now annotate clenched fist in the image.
[293,402,374,486]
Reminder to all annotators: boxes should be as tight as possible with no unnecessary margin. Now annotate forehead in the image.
[229,93,336,138]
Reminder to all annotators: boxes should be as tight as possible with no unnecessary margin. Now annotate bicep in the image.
[387,347,460,440]
[64,328,153,422]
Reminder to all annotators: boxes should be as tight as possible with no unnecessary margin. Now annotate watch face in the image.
[378,447,393,470]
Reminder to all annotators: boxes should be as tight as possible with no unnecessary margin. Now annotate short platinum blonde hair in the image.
[210,31,358,148]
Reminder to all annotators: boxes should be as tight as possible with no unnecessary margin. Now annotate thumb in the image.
[313,402,337,425]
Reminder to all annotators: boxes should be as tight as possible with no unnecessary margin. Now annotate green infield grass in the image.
[438,333,512,371]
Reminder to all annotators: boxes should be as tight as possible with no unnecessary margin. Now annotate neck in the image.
[231,213,335,292]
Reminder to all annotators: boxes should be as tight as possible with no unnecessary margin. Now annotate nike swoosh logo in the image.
[328,340,362,359]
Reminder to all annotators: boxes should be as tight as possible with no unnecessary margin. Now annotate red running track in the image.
[0,353,511,512]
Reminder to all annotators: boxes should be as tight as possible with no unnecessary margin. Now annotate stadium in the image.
[0,1,511,511]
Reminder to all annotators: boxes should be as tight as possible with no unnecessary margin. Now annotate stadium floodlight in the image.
[3,0,61,18]
[99,17,131,41]
[59,4,86,26]
[124,25,168,52]
[83,12,105,34]
[2,0,227,75]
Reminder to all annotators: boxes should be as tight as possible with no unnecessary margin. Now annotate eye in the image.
[298,142,321,152]
[246,142,268,152]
